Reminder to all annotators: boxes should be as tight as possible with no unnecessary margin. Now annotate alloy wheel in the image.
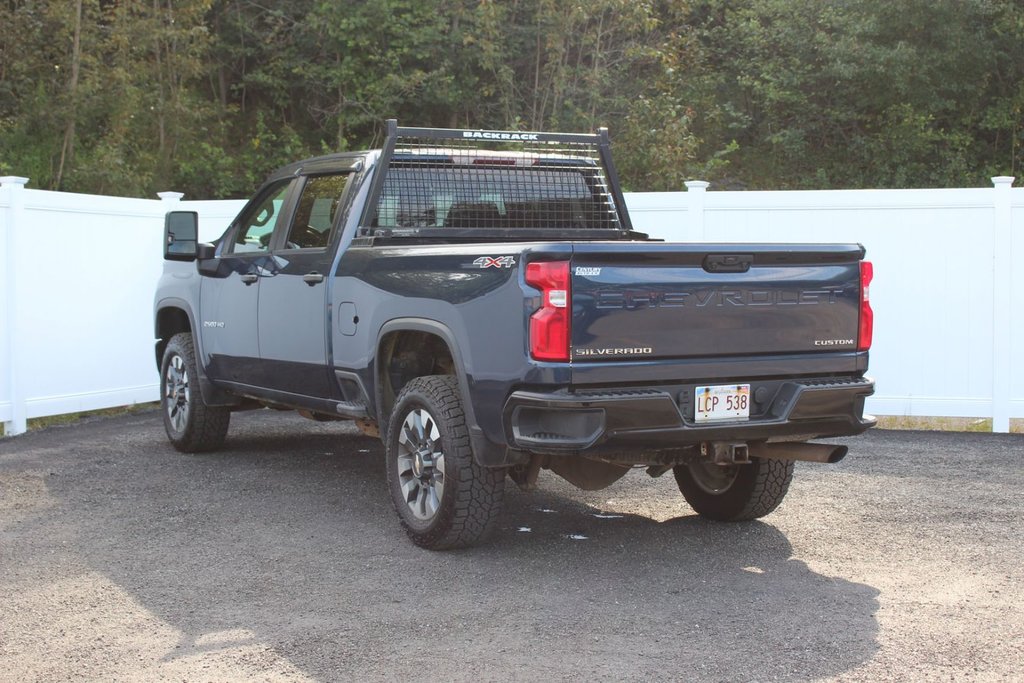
[164,354,190,433]
[396,407,447,520]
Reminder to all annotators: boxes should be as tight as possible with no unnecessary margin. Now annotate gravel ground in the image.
[1,409,1021,682]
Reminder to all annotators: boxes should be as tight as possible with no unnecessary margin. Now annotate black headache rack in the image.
[357,119,643,240]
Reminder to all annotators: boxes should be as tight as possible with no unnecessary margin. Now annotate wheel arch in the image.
[374,318,510,468]
[155,298,240,407]
[375,318,471,428]
[155,301,195,370]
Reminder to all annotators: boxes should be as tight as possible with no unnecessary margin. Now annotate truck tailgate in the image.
[570,243,865,361]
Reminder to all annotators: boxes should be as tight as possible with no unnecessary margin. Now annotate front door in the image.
[257,173,351,399]
[199,179,294,387]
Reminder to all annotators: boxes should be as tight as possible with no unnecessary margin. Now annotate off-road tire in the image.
[385,375,505,550]
[160,332,230,453]
[673,457,794,521]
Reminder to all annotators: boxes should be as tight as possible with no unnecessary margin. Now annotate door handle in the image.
[303,271,325,286]
[240,273,258,285]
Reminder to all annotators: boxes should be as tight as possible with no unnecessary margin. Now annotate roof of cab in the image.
[264,145,597,183]
[265,150,375,182]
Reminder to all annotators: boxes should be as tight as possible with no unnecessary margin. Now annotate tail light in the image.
[858,261,873,351]
[526,261,571,361]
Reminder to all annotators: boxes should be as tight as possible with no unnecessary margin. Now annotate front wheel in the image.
[160,333,230,453]
[673,457,794,521]
[385,375,505,549]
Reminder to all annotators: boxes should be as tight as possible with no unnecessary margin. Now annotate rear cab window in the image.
[282,174,349,250]
[361,126,632,239]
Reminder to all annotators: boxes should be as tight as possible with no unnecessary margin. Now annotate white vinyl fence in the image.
[0,177,245,435]
[1,175,1021,436]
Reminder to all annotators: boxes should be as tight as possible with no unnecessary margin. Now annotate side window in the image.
[231,181,291,254]
[283,174,349,249]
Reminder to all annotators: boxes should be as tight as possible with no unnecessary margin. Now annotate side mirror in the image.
[164,211,199,261]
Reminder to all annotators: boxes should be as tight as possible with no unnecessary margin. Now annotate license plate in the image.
[694,384,751,423]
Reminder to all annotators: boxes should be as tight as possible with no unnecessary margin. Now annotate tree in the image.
[2,0,1020,196]
[682,0,1023,188]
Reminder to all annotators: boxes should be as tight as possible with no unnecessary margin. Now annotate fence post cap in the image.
[157,191,185,201]
[684,180,710,191]
[0,176,29,188]
[991,176,1015,187]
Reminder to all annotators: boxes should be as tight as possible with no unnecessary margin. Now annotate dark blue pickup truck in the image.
[155,121,875,549]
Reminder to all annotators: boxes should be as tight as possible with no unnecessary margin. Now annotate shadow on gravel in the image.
[5,412,881,680]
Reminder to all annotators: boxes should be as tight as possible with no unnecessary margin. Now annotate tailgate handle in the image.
[703,254,753,273]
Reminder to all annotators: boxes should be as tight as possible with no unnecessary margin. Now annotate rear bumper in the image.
[504,376,875,454]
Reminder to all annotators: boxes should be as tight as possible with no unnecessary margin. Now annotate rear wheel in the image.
[385,375,505,549]
[160,333,230,452]
[673,457,794,521]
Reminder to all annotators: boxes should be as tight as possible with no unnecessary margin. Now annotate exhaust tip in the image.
[827,445,849,464]
[749,441,850,464]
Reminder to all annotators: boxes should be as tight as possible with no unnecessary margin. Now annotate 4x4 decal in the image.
[472,256,516,269]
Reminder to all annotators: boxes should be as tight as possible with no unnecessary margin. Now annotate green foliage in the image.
[1,0,1021,196]
[683,0,1023,188]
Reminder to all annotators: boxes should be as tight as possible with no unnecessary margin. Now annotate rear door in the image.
[256,172,353,399]
[569,244,864,361]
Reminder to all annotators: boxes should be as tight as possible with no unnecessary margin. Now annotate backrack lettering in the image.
[462,131,540,141]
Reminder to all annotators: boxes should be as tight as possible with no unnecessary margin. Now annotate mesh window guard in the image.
[361,122,633,238]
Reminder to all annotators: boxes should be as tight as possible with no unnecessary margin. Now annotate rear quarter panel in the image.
[331,242,571,440]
